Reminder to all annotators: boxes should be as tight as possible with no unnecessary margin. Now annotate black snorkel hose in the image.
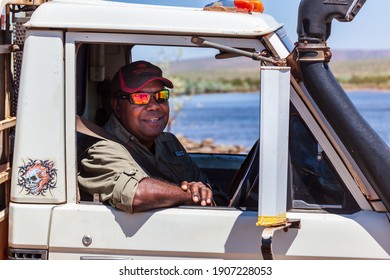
[296,0,390,211]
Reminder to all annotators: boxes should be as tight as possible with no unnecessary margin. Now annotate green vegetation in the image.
[338,74,390,90]
[172,70,390,95]
[330,58,390,90]
[173,77,260,95]
[165,55,390,95]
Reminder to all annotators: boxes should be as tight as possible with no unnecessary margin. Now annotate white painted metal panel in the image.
[258,66,290,226]
[10,30,66,203]
[25,0,282,36]
[8,203,54,248]
[281,211,390,259]
[48,204,263,260]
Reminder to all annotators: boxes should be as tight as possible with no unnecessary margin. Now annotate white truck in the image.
[1,0,390,260]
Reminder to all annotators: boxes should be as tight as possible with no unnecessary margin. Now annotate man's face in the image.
[113,80,170,148]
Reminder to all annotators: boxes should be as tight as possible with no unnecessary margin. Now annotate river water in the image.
[169,90,390,152]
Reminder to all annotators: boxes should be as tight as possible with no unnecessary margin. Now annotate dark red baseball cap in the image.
[111,60,174,96]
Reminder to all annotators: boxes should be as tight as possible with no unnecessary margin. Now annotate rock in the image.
[176,135,247,154]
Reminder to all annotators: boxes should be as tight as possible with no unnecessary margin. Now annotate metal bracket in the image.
[295,42,332,63]
[1,0,46,15]
[261,219,300,260]
[0,44,21,54]
[1,0,46,6]
[191,36,286,66]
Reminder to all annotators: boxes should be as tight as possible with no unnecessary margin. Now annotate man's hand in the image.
[181,181,213,206]
[133,178,214,212]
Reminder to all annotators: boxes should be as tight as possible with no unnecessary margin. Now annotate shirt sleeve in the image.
[77,139,149,213]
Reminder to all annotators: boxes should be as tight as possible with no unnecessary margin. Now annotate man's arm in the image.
[78,139,213,213]
[132,178,213,212]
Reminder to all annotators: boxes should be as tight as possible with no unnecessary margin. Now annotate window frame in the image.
[66,31,368,213]
[66,32,265,205]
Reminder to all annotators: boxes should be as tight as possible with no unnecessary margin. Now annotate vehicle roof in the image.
[24,0,283,36]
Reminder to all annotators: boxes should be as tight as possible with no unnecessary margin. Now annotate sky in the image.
[115,0,390,50]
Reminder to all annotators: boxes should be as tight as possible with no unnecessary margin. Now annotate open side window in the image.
[74,38,263,206]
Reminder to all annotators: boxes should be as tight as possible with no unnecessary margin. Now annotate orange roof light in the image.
[251,0,265,13]
[234,0,254,13]
[204,0,264,13]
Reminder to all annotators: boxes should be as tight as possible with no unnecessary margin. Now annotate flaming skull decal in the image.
[17,159,57,196]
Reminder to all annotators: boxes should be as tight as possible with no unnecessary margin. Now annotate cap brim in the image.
[118,75,174,95]
[129,77,174,93]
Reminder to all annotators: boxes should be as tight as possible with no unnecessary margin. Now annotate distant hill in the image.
[330,50,390,81]
[167,49,390,89]
[331,49,390,62]
[168,49,390,73]
[168,56,264,80]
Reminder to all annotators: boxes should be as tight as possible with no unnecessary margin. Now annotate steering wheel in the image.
[227,139,260,208]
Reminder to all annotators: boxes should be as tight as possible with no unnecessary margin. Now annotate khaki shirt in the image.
[77,115,209,212]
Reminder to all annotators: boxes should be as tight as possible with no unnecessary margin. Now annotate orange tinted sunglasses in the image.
[120,89,170,105]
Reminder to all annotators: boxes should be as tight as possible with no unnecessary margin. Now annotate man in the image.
[78,60,228,213]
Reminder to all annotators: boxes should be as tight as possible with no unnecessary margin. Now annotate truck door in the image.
[45,33,272,260]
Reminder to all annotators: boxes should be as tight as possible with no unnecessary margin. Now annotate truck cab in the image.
[1,0,390,260]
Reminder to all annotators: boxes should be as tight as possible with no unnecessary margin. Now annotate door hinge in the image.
[261,219,300,260]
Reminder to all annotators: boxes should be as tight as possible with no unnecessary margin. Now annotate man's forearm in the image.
[132,178,192,212]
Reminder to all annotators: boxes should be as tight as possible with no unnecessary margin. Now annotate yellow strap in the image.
[257,213,287,227]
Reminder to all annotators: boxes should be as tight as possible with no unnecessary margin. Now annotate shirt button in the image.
[125,169,136,176]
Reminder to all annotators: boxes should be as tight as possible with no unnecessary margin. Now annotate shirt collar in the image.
[104,115,162,158]
[104,115,139,145]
